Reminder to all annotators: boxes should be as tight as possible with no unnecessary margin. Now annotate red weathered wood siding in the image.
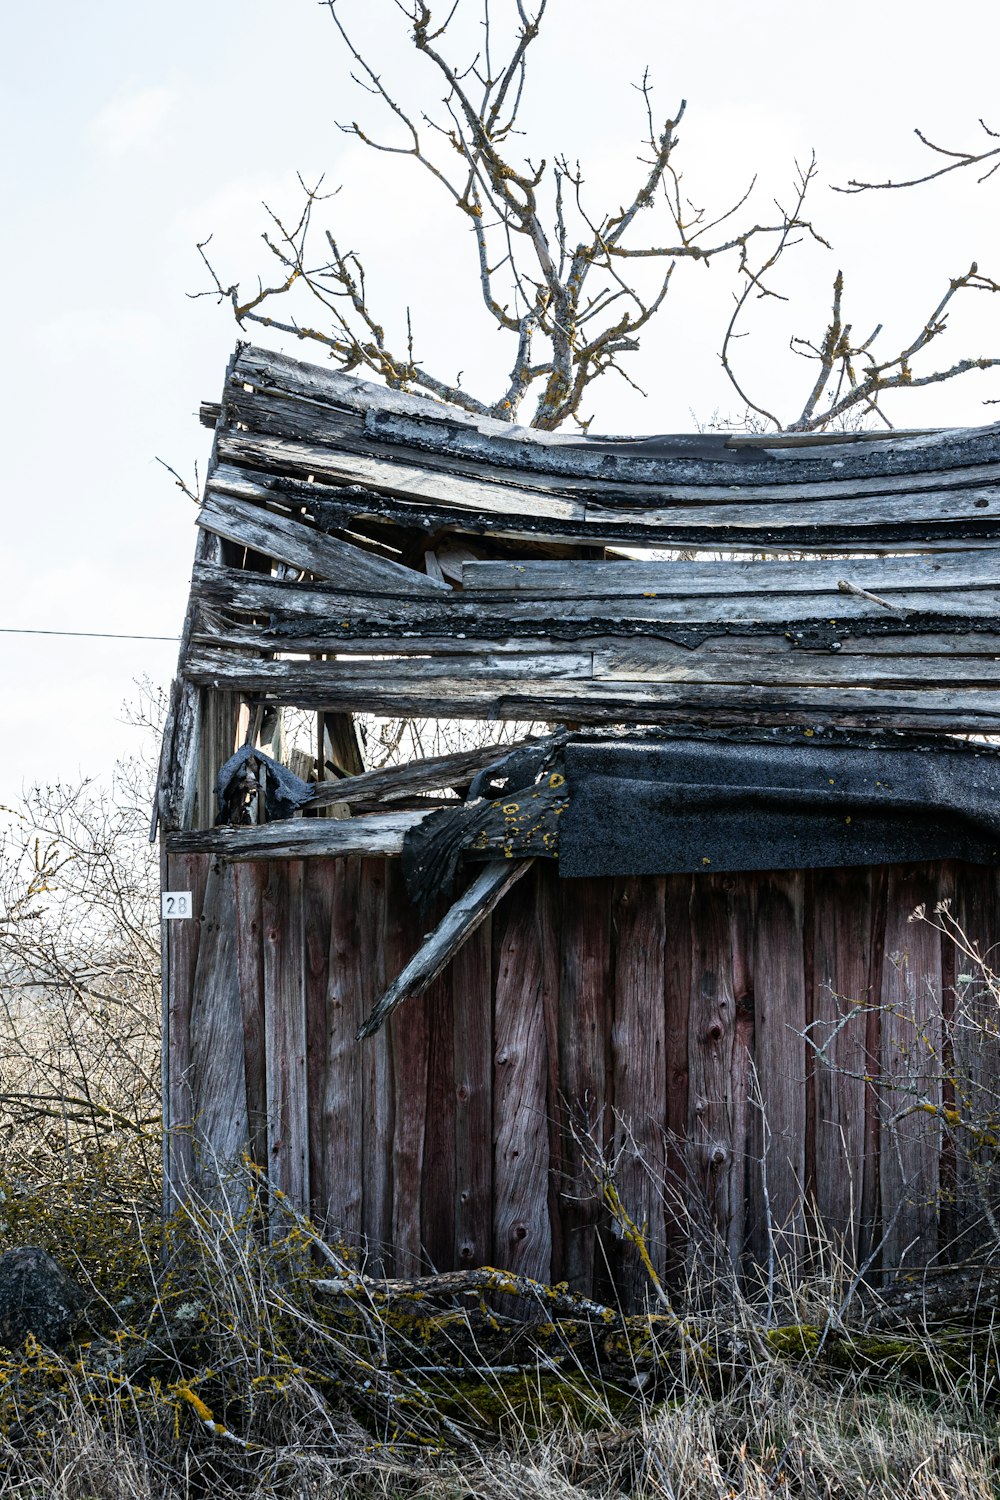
[164,855,1000,1301]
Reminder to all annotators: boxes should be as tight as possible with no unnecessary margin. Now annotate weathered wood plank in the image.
[178,651,1000,733]
[303,859,335,1227]
[593,642,1000,688]
[187,645,595,690]
[198,491,449,595]
[421,963,456,1274]
[557,878,613,1297]
[229,344,1000,482]
[663,874,693,1266]
[493,866,554,1283]
[385,859,429,1279]
[188,859,250,1207]
[452,920,494,1271]
[464,553,1000,597]
[361,860,394,1275]
[810,868,876,1263]
[879,865,945,1272]
[307,737,541,809]
[215,431,586,523]
[687,877,745,1269]
[165,811,423,860]
[318,856,366,1246]
[207,449,1000,556]
[748,873,807,1275]
[195,688,241,832]
[233,862,267,1169]
[357,861,534,1039]
[219,387,1000,504]
[191,560,1000,629]
[164,852,210,1208]
[263,861,310,1223]
[611,876,668,1308]
[157,527,221,834]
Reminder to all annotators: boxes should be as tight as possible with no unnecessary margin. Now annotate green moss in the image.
[767,1324,821,1357]
[429,1369,636,1436]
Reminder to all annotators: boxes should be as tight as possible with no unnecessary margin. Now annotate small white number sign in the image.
[162,891,193,920]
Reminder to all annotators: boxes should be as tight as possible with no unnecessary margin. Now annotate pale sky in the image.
[2,0,999,797]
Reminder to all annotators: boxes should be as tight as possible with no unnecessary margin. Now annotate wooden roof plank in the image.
[462,553,1000,597]
[179,647,1000,732]
[204,461,1000,552]
[228,345,1000,487]
[197,492,448,595]
[165,810,423,859]
[218,424,1000,509]
[190,561,1000,628]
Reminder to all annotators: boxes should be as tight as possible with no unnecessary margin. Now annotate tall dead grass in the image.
[3,738,1000,1496]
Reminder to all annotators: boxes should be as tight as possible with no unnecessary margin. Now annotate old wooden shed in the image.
[158,344,1000,1302]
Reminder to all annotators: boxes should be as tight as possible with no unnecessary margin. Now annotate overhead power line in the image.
[0,627,179,643]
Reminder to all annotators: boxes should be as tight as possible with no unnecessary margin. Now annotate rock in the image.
[0,1246,87,1349]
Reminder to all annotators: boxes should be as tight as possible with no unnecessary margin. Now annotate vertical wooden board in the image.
[726,876,756,1272]
[948,862,1000,1255]
[196,689,240,830]
[452,920,493,1269]
[749,873,806,1273]
[879,863,944,1273]
[858,867,889,1269]
[493,866,554,1282]
[937,861,958,1258]
[663,875,692,1264]
[303,859,335,1225]
[557,877,613,1297]
[687,876,745,1269]
[164,852,210,1208]
[321,856,365,1246]
[386,859,429,1278]
[189,858,250,1208]
[360,859,394,1275]
[421,965,456,1272]
[263,860,310,1222]
[810,868,876,1264]
[611,876,667,1310]
[539,865,564,1280]
[234,862,267,1169]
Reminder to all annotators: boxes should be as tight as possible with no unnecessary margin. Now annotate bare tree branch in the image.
[196,4,1000,431]
[836,118,1000,194]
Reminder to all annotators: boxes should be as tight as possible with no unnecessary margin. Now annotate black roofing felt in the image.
[559,735,1000,878]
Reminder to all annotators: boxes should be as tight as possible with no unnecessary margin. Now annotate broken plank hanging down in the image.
[356,860,534,1040]
[198,492,449,595]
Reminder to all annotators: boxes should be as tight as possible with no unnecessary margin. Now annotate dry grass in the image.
[3,743,1000,1496]
[0,1159,997,1500]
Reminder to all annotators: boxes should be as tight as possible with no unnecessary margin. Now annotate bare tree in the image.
[195,1,999,433]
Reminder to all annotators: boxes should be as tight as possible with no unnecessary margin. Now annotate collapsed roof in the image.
[157,343,1000,1031]
[159,341,1000,831]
